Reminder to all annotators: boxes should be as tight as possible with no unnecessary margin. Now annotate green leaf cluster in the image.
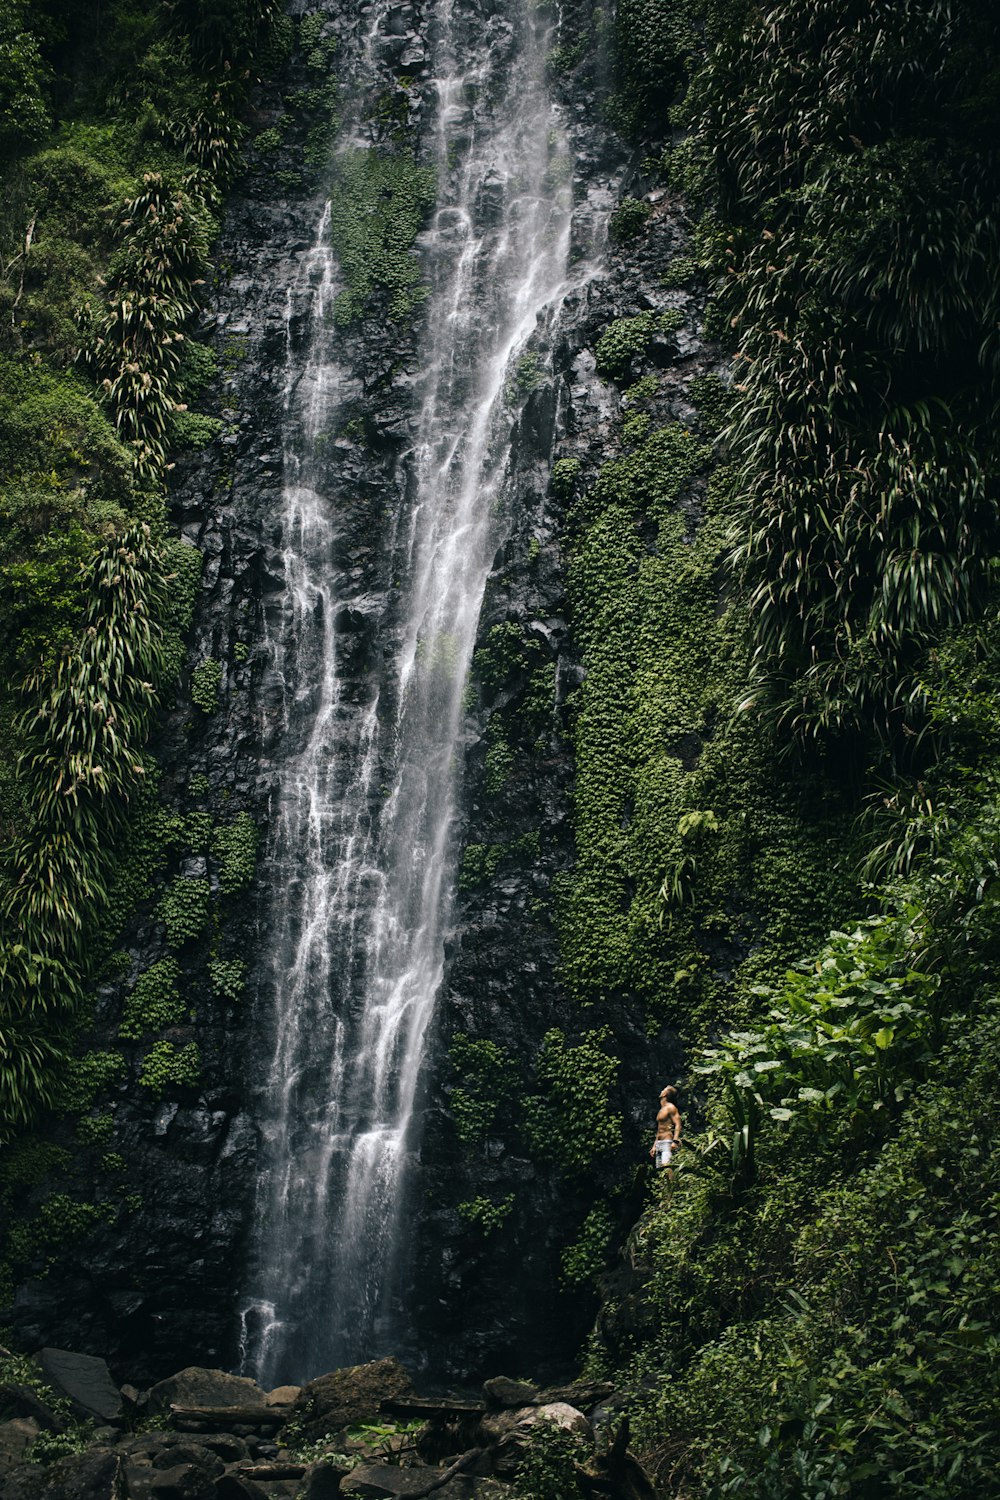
[522,1027,622,1174]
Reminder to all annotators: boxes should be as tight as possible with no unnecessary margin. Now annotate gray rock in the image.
[0,1419,38,1470]
[145,1368,266,1418]
[341,1468,510,1500]
[38,1350,121,1422]
[483,1377,539,1409]
[215,1477,269,1500]
[488,1404,593,1478]
[0,1446,119,1500]
[301,1460,347,1500]
[0,1383,63,1432]
[293,1359,412,1440]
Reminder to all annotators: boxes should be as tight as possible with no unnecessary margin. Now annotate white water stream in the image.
[241,0,576,1382]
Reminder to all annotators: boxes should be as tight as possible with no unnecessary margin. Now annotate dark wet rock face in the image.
[9,0,703,1387]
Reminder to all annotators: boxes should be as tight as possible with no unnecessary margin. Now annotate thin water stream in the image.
[241,0,578,1382]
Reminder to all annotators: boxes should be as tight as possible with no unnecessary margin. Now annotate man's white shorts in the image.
[654,1139,674,1168]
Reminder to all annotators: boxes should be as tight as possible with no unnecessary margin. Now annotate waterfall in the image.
[240,0,576,1383]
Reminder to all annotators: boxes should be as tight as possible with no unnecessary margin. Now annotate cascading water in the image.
[241,0,577,1383]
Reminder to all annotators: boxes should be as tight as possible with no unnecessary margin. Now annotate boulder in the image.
[488,1403,593,1478]
[482,1378,538,1409]
[0,1446,119,1500]
[37,1350,120,1423]
[264,1384,299,1407]
[293,1359,413,1440]
[341,1467,510,1500]
[215,1477,269,1500]
[148,1463,218,1500]
[0,1419,38,1470]
[0,1384,63,1432]
[539,1381,615,1411]
[301,1460,346,1500]
[145,1369,267,1419]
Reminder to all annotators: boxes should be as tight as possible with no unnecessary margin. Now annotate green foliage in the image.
[457,1193,514,1235]
[157,875,210,947]
[0,1137,69,1208]
[449,1032,518,1147]
[75,1111,113,1145]
[327,148,436,325]
[212,811,257,895]
[27,1422,96,1466]
[697,914,940,1180]
[610,0,700,138]
[628,1009,1000,1498]
[7,1191,113,1266]
[609,196,651,243]
[118,955,185,1039]
[208,955,246,1002]
[55,1050,125,1114]
[513,1420,589,1500]
[169,409,223,449]
[551,457,581,499]
[190,656,222,713]
[484,725,515,793]
[687,0,1000,747]
[138,1038,200,1095]
[561,1203,614,1286]
[0,2,51,159]
[459,831,540,892]
[594,313,657,380]
[522,1028,622,1173]
[474,621,528,693]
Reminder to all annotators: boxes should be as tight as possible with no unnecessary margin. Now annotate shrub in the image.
[157,876,210,947]
[118,956,185,1039]
[609,196,651,243]
[190,656,222,713]
[213,811,257,895]
[138,1038,200,1095]
[522,1028,622,1173]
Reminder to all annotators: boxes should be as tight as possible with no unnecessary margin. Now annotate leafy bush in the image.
[118,956,185,1039]
[609,196,651,243]
[208,955,246,1002]
[157,876,211,947]
[327,148,436,325]
[190,656,222,713]
[138,1038,200,1095]
[449,1032,518,1146]
[457,1194,514,1235]
[212,811,257,895]
[522,1028,622,1173]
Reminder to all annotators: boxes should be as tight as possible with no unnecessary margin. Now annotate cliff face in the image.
[8,0,725,1385]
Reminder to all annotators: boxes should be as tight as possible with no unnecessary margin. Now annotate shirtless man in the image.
[650,1085,682,1173]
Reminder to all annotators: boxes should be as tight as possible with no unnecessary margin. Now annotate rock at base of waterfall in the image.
[293,1358,413,1440]
[341,1466,511,1500]
[144,1367,267,1418]
[0,1420,39,1471]
[37,1349,121,1423]
[482,1376,539,1409]
[484,1402,593,1477]
[0,1445,118,1500]
[265,1384,300,1407]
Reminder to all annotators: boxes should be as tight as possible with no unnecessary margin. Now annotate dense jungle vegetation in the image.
[0,0,283,1133]
[573,1,1000,1495]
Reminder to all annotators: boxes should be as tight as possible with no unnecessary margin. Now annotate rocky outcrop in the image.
[0,1355,649,1500]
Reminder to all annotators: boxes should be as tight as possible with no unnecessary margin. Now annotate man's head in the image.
[660,1085,677,1104]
